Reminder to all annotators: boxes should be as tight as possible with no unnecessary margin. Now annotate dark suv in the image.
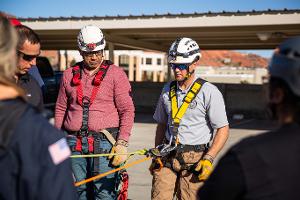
[36,56,62,111]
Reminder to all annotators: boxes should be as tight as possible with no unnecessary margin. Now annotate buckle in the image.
[170,121,179,134]
[78,129,88,137]
[82,96,90,106]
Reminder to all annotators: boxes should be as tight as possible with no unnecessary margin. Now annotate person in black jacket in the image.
[198,36,300,200]
[0,15,77,200]
[15,24,44,112]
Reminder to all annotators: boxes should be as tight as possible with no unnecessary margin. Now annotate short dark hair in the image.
[15,25,40,50]
[269,77,300,124]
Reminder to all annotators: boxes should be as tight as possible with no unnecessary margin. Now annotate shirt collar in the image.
[18,73,30,82]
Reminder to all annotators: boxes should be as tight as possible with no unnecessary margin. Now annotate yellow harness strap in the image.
[169,78,206,142]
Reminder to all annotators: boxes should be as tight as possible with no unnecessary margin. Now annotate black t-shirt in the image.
[0,98,77,200]
[199,123,300,200]
[18,73,44,112]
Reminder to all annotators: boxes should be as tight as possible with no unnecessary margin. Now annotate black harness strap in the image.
[80,97,90,137]
[92,133,101,176]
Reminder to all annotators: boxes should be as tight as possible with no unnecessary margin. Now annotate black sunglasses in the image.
[17,50,40,62]
[169,63,189,70]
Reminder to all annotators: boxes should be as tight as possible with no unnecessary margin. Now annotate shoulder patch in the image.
[48,138,71,165]
[188,100,197,109]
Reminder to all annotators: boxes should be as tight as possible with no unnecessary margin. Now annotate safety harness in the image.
[167,78,207,151]
[150,78,207,172]
[171,78,206,135]
[71,61,110,154]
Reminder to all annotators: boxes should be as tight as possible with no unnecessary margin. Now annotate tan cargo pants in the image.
[151,151,204,200]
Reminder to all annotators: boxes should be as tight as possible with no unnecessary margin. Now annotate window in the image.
[119,55,129,71]
[157,58,161,65]
[119,55,129,64]
[146,58,152,65]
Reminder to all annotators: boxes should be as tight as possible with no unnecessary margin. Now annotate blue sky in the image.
[1,0,299,18]
[1,0,299,58]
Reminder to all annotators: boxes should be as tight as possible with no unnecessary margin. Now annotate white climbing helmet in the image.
[77,25,106,52]
[168,37,201,64]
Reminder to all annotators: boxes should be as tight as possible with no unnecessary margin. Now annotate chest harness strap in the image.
[151,78,207,160]
[149,78,206,173]
[72,62,110,154]
[165,78,206,153]
[170,78,206,140]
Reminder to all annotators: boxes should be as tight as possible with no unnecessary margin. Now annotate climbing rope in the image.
[72,146,173,187]
[74,156,151,187]
[70,149,148,158]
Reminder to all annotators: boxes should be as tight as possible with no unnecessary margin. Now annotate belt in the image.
[176,144,208,153]
[66,127,119,139]
[164,138,209,153]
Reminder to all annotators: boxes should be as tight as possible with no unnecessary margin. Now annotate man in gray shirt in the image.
[150,37,229,200]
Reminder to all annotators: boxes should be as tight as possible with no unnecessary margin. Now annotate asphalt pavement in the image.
[127,114,277,200]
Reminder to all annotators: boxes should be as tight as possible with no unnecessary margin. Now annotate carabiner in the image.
[148,135,178,158]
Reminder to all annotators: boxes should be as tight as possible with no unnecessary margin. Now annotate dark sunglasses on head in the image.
[169,63,189,70]
[17,50,40,62]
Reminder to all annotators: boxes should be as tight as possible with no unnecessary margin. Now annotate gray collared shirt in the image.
[153,76,228,145]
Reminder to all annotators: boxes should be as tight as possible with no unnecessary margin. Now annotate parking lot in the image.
[126,114,277,199]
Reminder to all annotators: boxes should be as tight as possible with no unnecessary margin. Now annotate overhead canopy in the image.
[20,9,300,51]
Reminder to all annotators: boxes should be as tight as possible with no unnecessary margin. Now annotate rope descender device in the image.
[148,135,178,158]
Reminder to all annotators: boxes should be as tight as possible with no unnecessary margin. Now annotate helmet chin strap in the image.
[178,69,195,84]
[183,67,195,80]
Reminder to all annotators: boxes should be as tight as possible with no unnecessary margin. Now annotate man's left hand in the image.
[108,140,128,166]
[195,154,214,181]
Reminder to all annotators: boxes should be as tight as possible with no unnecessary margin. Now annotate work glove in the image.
[149,158,163,175]
[194,154,214,181]
[108,140,128,167]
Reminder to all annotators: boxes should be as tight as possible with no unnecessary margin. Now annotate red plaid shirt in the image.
[55,62,135,141]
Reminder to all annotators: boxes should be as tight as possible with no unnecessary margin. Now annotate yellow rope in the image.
[70,149,148,158]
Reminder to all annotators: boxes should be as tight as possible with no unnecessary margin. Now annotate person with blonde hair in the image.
[0,15,77,199]
[0,13,23,98]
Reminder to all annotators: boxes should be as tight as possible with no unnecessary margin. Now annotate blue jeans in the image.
[67,135,118,200]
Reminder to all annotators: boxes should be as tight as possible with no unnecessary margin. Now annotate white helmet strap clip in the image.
[79,39,104,51]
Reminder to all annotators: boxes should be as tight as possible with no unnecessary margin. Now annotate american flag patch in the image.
[48,138,71,165]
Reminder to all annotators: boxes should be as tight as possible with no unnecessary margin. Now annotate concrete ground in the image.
[126,114,277,200]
